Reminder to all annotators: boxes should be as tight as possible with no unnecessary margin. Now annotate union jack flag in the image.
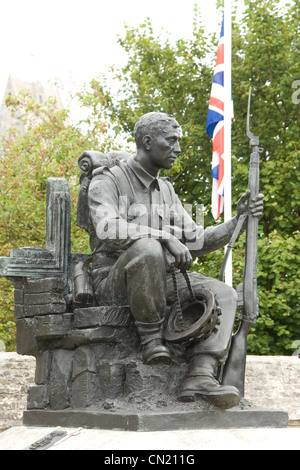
[206,15,233,220]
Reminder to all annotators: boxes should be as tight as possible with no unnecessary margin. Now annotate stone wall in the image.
[0,353,35,429]
[0,353,299,429]
[244,356,300,422]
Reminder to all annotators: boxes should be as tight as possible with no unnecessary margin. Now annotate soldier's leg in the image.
[96,238,172,364]
[187,275,237,360]
[166,272,240,409]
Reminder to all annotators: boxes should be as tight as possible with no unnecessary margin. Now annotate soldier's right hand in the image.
[161,236,193,271]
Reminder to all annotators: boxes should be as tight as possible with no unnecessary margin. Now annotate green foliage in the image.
[231,0,300,237]
[78,13,217,216]
[78,0,300,355]
[229,0,300,354]
[252,230,300,355]
[0,90,112,349]
[0,0,299,355]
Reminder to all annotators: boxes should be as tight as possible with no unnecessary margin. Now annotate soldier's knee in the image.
[131,238,164,261]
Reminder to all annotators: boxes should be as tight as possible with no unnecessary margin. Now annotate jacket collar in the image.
[127,155,160,190]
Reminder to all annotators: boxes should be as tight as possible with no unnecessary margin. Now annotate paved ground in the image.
[0,425,299,450]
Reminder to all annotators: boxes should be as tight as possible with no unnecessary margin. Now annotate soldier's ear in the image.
[142,135,152,150]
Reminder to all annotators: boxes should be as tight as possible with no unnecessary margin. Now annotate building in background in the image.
[0,75,64,136]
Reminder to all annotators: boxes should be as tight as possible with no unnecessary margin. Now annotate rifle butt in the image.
[221,320,252,397]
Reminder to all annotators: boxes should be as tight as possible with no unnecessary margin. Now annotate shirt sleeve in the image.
[191,217,239,257]
[162,181,239,257]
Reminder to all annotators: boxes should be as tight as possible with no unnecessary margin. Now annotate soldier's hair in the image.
[134,112,181,148]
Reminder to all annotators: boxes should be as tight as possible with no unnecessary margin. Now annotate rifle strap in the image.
[219,213,248,283]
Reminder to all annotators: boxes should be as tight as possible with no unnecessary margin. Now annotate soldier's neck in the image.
[135,151,160,177]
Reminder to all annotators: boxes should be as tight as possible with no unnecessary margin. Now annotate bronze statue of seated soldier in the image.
[76,111,264,409]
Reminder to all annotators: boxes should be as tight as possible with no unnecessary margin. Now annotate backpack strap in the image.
[109,160,135,205]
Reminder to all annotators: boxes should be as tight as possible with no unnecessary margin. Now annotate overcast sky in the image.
[0,0,247,107]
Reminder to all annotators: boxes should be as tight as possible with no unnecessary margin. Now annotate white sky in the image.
[0,0,246,110]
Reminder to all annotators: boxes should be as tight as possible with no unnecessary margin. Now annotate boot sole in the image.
[178,390,241,410]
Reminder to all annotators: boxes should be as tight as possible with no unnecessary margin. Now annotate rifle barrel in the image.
[243,145,260,323]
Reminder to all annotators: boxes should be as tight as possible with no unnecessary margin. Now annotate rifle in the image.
[221,88,263,396]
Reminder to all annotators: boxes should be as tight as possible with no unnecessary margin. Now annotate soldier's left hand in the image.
[237,190,264,219]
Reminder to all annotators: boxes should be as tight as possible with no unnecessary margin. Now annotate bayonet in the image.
[247,87,259,147]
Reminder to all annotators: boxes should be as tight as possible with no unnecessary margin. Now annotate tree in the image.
[0,0,299,355]
[78,0,300,355]
[0,90,112,350]
[229,0,300,353]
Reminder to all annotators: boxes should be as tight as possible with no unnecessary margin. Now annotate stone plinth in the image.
[245,356,300,421]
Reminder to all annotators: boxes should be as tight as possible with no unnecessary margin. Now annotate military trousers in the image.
[95,239,237,363]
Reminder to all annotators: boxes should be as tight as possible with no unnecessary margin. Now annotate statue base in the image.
[23,402,289,432]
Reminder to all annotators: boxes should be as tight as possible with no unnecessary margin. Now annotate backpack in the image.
[77,150,133,233]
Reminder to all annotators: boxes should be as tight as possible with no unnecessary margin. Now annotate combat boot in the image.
[135,319,172,365]
[178,354,241,409]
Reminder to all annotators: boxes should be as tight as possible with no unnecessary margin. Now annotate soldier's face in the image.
[147,124,182,171]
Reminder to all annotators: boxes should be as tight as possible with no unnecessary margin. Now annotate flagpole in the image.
[224,0,233,286]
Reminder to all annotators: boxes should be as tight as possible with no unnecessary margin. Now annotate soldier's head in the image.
[134,112,182,172]
[134,112,181,147]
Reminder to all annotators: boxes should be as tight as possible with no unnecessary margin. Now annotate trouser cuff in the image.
[135,318,165,345]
